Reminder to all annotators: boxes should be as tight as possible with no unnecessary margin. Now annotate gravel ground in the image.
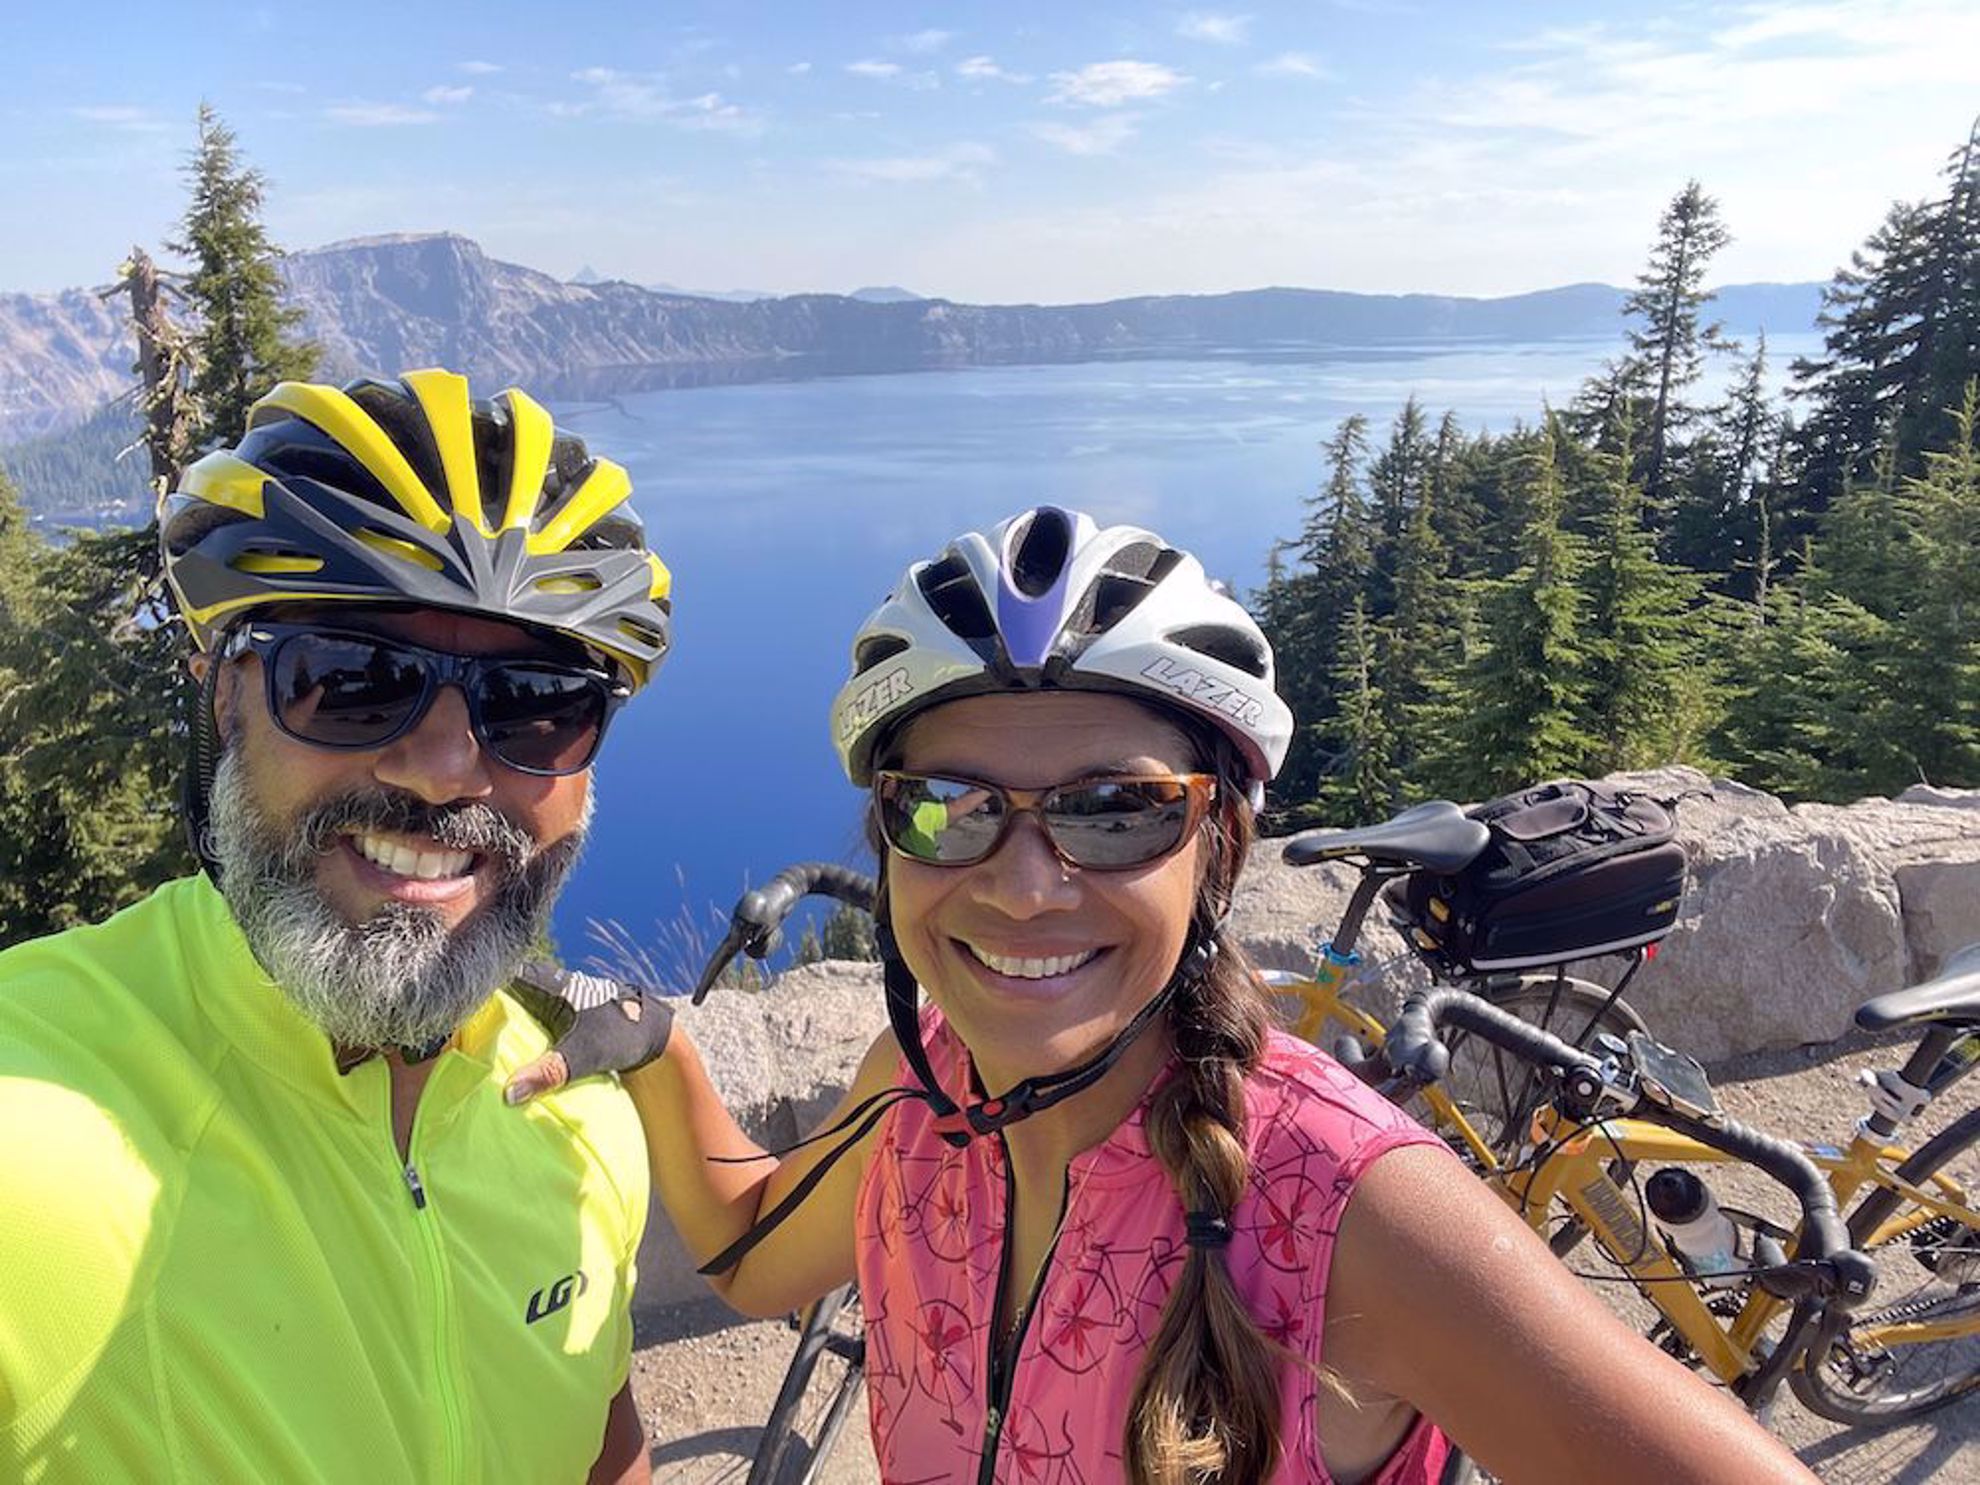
[628,1027,1980,1484]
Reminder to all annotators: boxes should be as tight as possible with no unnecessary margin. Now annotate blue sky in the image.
[8,0,1976,301]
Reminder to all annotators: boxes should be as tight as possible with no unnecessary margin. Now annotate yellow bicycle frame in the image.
[1267,956,1980,1383]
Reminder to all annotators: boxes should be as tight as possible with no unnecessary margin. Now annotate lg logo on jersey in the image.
[525,1269,590,1325]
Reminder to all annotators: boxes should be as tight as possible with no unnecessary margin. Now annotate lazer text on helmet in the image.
[840,666,916,741]
[1138,658,1266,726]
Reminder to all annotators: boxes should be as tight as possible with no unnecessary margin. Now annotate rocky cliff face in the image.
[0,288,131,440]
[0,231,1826,444]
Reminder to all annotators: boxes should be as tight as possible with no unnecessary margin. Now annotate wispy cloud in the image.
[421,85,474,106]
[1177,12,1251,45]
[325,102,441,127]
[891,29,953,54]
[1424,1,1980,148]
[832,142,994,184]
[1031,115,1140,156]
[560,68,765,133]
[956,56,1031,84]
[787,61,813,75]
[674,92,762,132]
[70,105,169,133]
[846,58,939,89]
[459,60,503,75]
[1047,61,1188,108]
[1256,52,1329,79]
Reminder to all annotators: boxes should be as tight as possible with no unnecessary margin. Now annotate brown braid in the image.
[1125,737,1287,1485]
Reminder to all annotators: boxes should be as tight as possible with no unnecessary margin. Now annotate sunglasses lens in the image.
[477,665,610,774]
[878,775,1006,864]
[271,633,427,747]
[1046,780,1194,868]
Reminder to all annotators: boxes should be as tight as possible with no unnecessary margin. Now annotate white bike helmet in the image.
[830,505,1291,792]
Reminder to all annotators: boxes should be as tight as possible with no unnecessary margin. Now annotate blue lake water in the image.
[545,337,1814,975]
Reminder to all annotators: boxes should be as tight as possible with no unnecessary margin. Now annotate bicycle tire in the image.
[1790,1100,1980,1424]
[748,1283,867,1485]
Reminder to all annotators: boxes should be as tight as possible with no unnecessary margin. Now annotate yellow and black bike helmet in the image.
[160,368,671,687]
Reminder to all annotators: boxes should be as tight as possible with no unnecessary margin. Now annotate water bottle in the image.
[1645,1167,1742,1286]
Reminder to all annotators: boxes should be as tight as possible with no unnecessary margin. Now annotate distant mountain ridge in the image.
[0,231,1825,444]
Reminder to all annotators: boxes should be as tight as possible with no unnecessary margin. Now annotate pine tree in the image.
[1377,446,1456,793]
[1365,400,1429,620]
[0,475,191,941]
[0,462,39,624]
[1712,573,1850,800]
[1791,201,1941,519]
[1577,420,1709,771]
[1319,596,1398,824]
[1791,121,1980,527]
[1449,419,1593,795]
[1669,335,1780,589]
[1269,416,1373,805]
[1883,382,1980,787]
[1622,181,1735,512]
[169,103,318,449]
[1425,410,1493,577]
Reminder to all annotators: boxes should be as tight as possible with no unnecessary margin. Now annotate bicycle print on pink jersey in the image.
[856,1012,1454,1483]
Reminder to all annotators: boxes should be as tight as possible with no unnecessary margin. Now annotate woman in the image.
[510,506,1818,1484]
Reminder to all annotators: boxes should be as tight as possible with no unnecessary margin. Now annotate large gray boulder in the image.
[1625,771,1980,1061]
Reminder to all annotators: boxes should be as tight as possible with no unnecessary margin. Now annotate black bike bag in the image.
[1402,779,1688,973]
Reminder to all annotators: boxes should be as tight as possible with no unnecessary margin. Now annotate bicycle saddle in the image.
[1855,943,1980,1032]
[1281,800,1491,874]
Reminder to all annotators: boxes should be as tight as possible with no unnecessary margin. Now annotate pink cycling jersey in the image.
[855,1013,1454,1484]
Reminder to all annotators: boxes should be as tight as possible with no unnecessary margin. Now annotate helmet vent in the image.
[350,381,448,499]
[1060,544,1180,644]
[619,616,669,651]
[1007,508,1072,598]
[235,420,398,513]
[231,550,324,576]
[570,511,644,553]
[1168,624,1270,679]
[355,528,445,573]
[535,574,602,595]
[854,634,911,675]
[915,555,996,642]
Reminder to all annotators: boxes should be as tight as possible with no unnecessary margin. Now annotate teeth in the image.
[353,833,473,881]
[969,946,1099,980]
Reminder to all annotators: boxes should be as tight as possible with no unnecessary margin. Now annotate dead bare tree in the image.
[99,247,201,499]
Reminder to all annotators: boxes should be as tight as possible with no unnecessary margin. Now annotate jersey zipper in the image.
[977,1142,1071,1485]
[385,1077,468,1484]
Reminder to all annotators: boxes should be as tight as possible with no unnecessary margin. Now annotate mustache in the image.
[293,788,539,872]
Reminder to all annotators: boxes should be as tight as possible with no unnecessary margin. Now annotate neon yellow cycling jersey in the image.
[0,876,650,1484]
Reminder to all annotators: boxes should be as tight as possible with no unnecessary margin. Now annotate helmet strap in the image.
[182,643,228,884]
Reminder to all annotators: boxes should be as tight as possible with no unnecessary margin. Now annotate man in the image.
[0,371,670,1482]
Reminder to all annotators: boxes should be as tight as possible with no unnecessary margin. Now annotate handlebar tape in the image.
[690,863,880,1006]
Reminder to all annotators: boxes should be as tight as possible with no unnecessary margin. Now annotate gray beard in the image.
[205,748,588,1053]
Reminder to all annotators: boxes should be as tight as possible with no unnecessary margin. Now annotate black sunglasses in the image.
[873,771,1216,870]
[223,621,629,777]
